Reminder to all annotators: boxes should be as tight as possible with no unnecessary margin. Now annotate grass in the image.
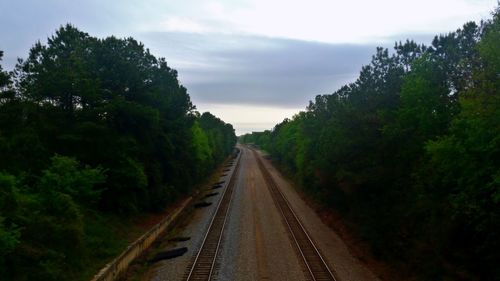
[80,212,145,281]
[81,157,233,281]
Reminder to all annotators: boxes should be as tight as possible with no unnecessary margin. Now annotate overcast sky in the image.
[0,0,496,134]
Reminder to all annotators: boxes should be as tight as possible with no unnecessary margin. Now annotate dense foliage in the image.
[0,25,235,280]
[241,10,499,280]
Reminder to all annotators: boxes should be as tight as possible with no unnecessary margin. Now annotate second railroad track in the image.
[252,149,338,281]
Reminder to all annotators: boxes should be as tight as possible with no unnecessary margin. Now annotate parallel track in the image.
[252,149,338,281]
[184,151,241,281]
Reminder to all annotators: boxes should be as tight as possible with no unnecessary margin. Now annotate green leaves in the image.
[37,155,106,206]
[398,54,454,139]
[191,121,212,164]
[2,24,235,213]
[241,7,500,280]
[0,174,21,270]
[0,24,236,280]
[0,157,104,280]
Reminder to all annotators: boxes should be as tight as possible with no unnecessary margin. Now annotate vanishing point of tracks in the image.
[184,151,241,281]
[252,149,338,281]
[184,147,336,281]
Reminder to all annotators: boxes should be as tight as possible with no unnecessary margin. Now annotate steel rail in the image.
[252,149,337,281]
[184,151,241,281]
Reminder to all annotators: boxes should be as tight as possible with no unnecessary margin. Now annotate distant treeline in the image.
[241,8,499,280]
[0,25,236,280]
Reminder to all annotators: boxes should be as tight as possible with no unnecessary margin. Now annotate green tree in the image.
[423,12,500,278]
[0,173,20,276]
[0,24,236,280]
[243,7,499,280]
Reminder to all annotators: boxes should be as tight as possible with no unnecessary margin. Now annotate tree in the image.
[242,7,499,279]
[1,25,236,280]
[423,12,500,277]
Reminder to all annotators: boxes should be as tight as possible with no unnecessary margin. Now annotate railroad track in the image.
[252,149,338,281]
[184,150,241,281]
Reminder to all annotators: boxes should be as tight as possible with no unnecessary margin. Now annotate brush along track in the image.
[252,149,338,281]
[184,153,241,281]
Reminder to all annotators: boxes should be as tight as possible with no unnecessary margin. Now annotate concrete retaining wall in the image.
[90,197,192,281]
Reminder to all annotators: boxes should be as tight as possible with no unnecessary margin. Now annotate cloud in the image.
[142,17,213,34]
[171,0,497,43]
[1,0,495,70]
[195,103,302,135]
[135,32,378,108]
[1,0,496,134]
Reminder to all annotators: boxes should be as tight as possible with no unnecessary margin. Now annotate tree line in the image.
[241,8,499,280]
[0,25,236,280]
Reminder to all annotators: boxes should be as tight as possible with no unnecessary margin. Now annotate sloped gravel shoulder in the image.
[256,150,381,281]
[139,157,240,281]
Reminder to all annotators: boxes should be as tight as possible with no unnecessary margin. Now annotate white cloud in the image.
[139,0,497,43]
[196,103,302,135]
[197,103,300,123]
[1,0,497,133]
[237,0,494,42]
[161,17,210,33]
